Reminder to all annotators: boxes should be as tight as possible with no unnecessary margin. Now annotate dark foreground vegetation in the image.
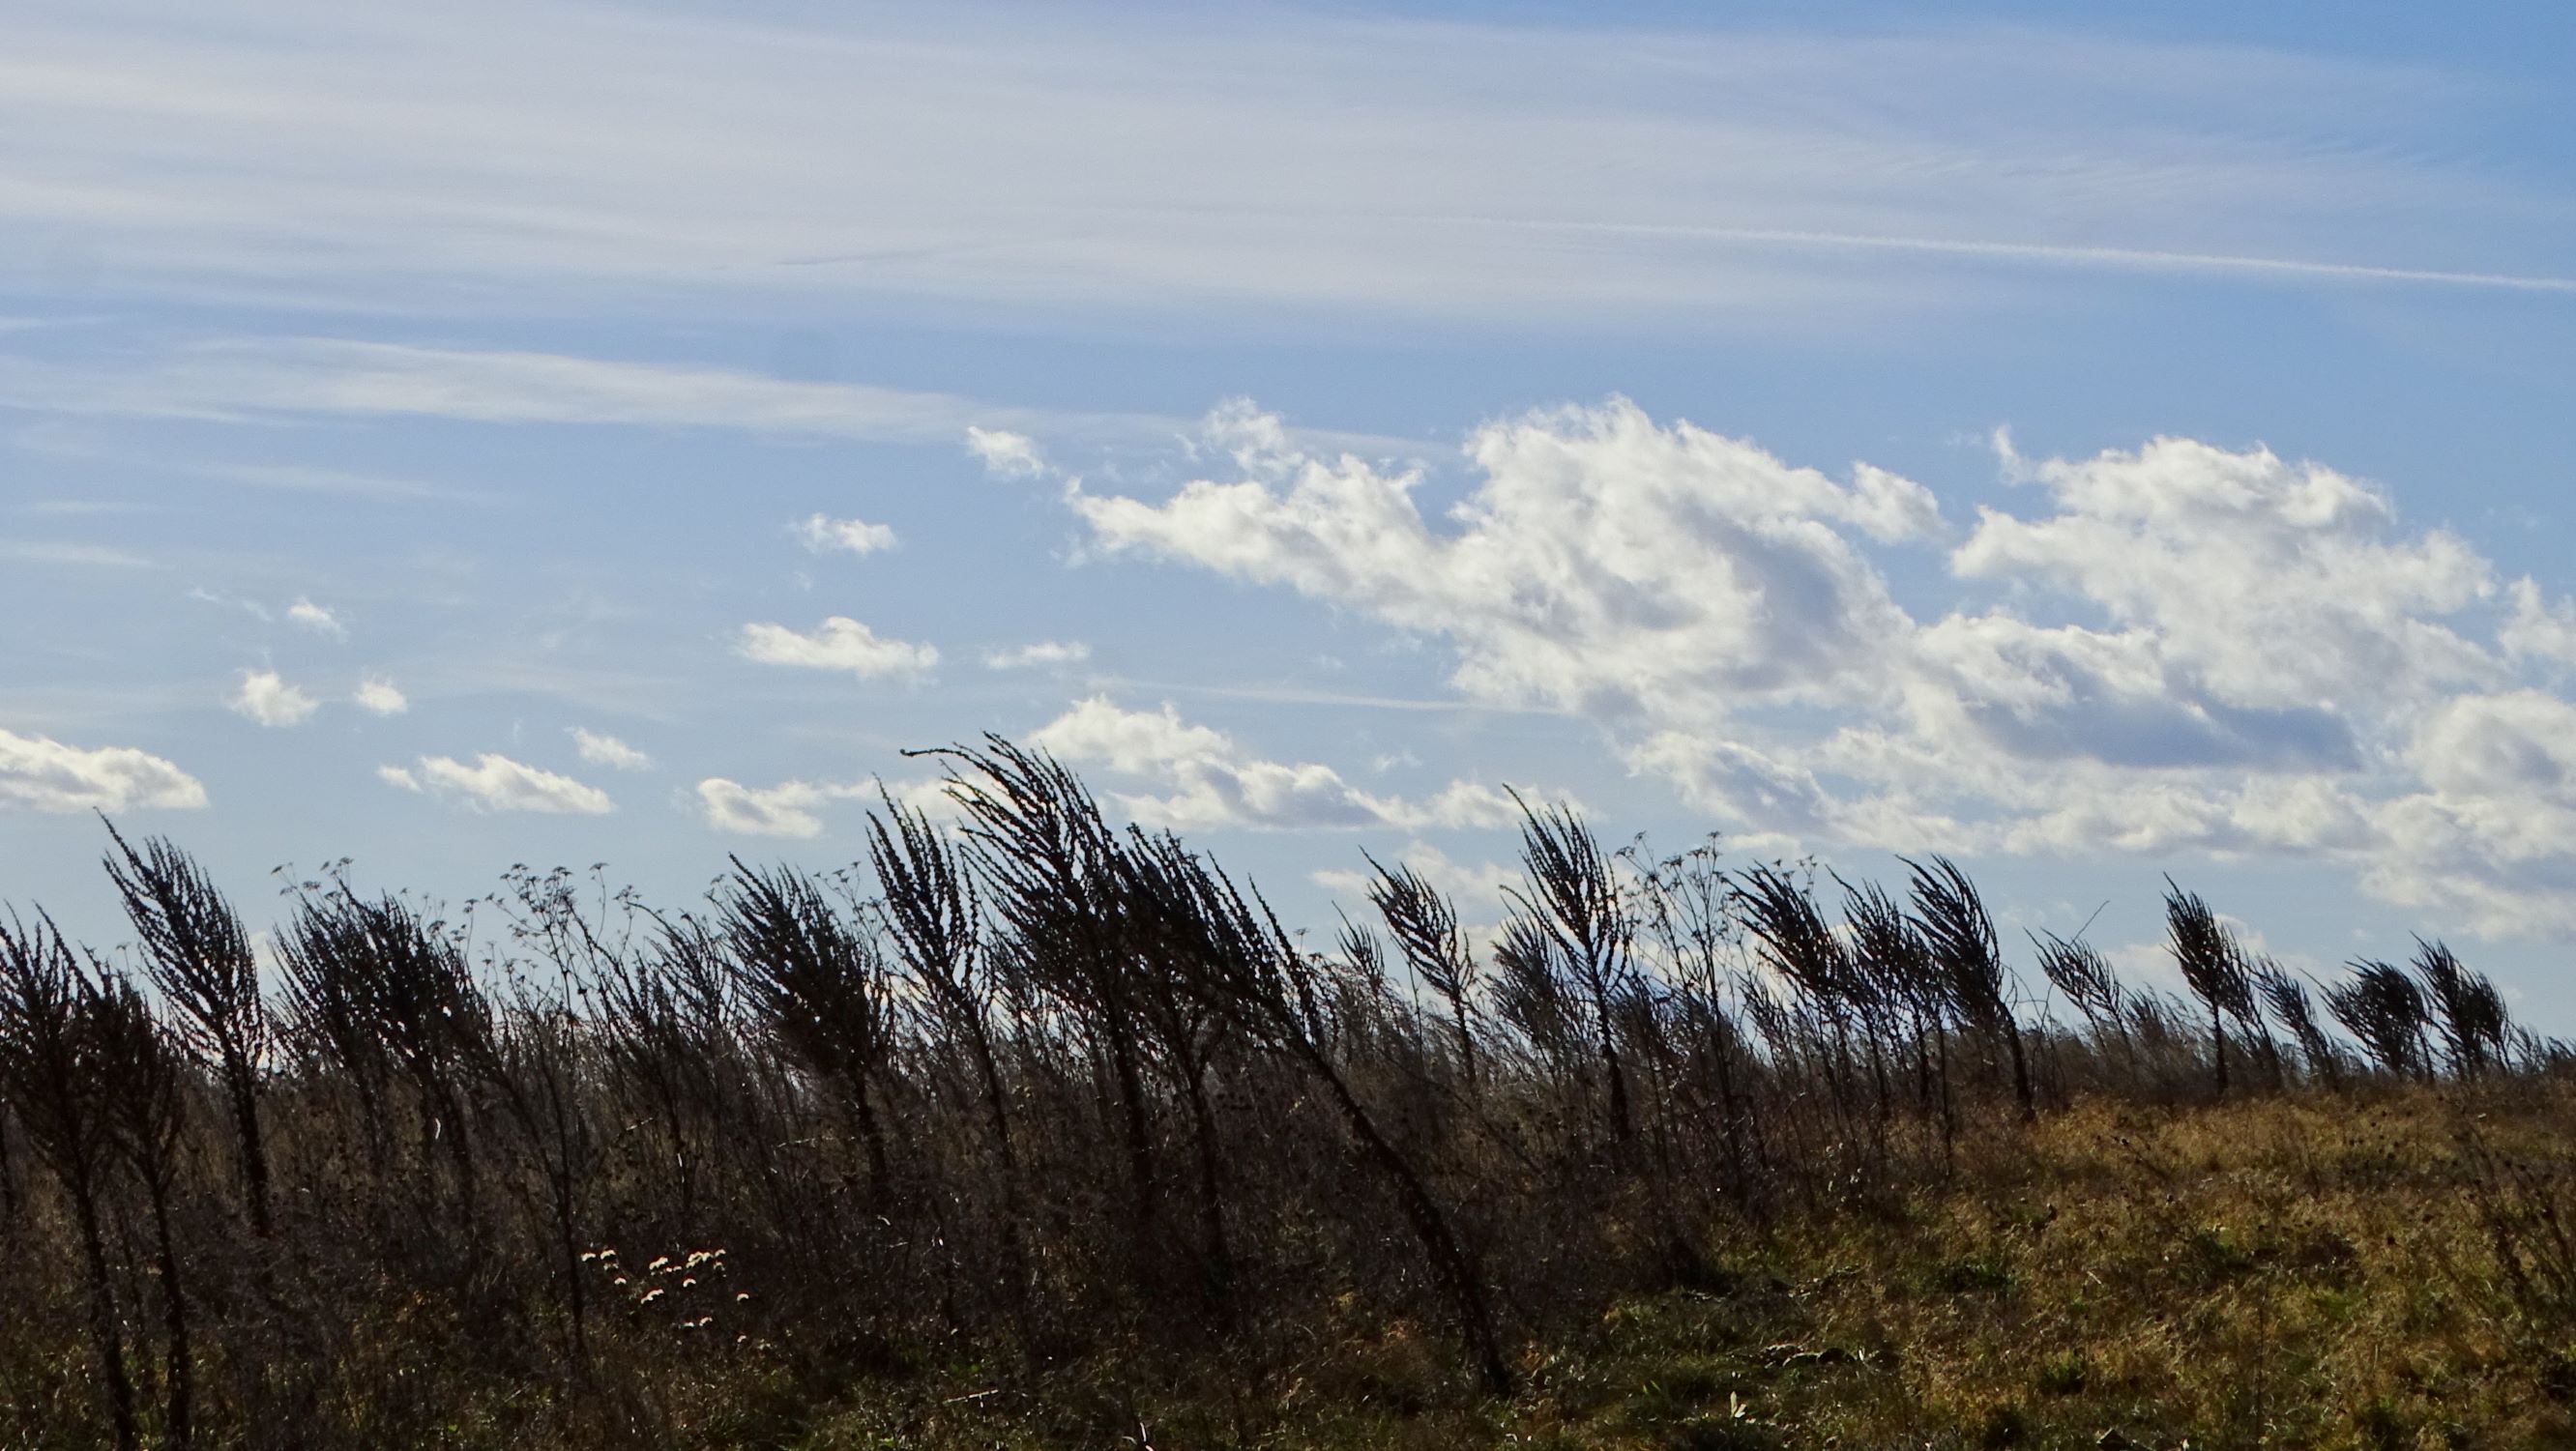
[4,738,2575,1448]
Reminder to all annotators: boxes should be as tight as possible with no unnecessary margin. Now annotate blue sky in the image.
[4,0,2574,1017]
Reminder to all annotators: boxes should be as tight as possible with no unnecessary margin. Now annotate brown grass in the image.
[0,750,2563,1449]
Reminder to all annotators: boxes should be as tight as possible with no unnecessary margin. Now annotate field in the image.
[0,738,2567,1449]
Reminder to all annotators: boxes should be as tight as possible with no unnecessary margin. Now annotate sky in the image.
[4,0,2575,1018]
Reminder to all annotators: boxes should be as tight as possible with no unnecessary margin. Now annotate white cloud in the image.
[0,539,156,570]
[352,677,408,715]
[0,729,207,812]
[1066,399,2576,940]
[1074,398,1932,724]
[1949,437,2496,711]
[229,669,319,727]
[0,2,2555,332]
[2345,692,2576,936]
[693,772,942,836]
[188,587,272,621]
[796,513,897,556]
[2502,577,2576,669]
[205,461,499,506]
[1030,696,1523,832]
[0,337,1200,449]
[2405,691,2576,863]
[286,596,347,638]
[982,640,1091,671]
[570,727,652,771]
[697,777,826,837]
[738,616,938,679]
[966,427,1047,479]
[389,753,612,814]
[0,337,1413,463]
[1313,841,1519,920]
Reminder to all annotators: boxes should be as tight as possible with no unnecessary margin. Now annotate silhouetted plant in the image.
[1846,879,1953,1150]
[102,820,274,1236]
[2252,957,2340,1091]
[1141,832,1513,1394]
[1366,852,1481,1090]
[2327,961,2432,1080]
[1508,794,1639,1149]
[2412,939,2511,1081]
[930,737,1164,1249]
[2032,931,2122,1046]
[1631,839,1759,1189]
[2164,881,2263,1097]
[0,911,137,1450]
[1908,856,2034,1120]
[1736,862,1876,1139]
[1494,907,1586,1094]
[87,966,196,1449]
[720,857,895,1205]
[0,735,2563,1447]
[279,879,496,1231]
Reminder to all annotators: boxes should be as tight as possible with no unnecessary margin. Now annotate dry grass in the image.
[602,1084,2576,1450]
[2,745,2569,1448]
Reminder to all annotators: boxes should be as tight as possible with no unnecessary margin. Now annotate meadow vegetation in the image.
[2,737,2572,1449]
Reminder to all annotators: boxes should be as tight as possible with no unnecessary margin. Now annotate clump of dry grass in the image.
[0,736,2565,1449]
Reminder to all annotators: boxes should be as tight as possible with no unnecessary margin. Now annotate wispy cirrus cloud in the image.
[0,0,2562,333]
[286,597,345,638]
[0,538,157,570]
[0,336,1428,457]
[983,640,1090,671]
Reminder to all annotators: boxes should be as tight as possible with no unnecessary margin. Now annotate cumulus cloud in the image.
[384,753,612,814]
[1951,436,2496,711]
[229,669,319,727]
[1073,397,1932,724]
[570,728,652,770]
[1030,696,1522,832]
[2350,692,2576,934]
[0,729,207,812]
[2502,578,2576,670]
[966,426,1046,479]
[352,677,408,715]
[1064,398,2576,938]
[694,770,958,838]
[287,596,347,638]
[795,512,897,556]
[696,777,831,837]
[1313,840,1520,921]
[983,640,1091,671]
[737,617,938,679]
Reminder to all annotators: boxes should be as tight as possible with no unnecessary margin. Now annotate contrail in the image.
[1439,216,2576,295]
